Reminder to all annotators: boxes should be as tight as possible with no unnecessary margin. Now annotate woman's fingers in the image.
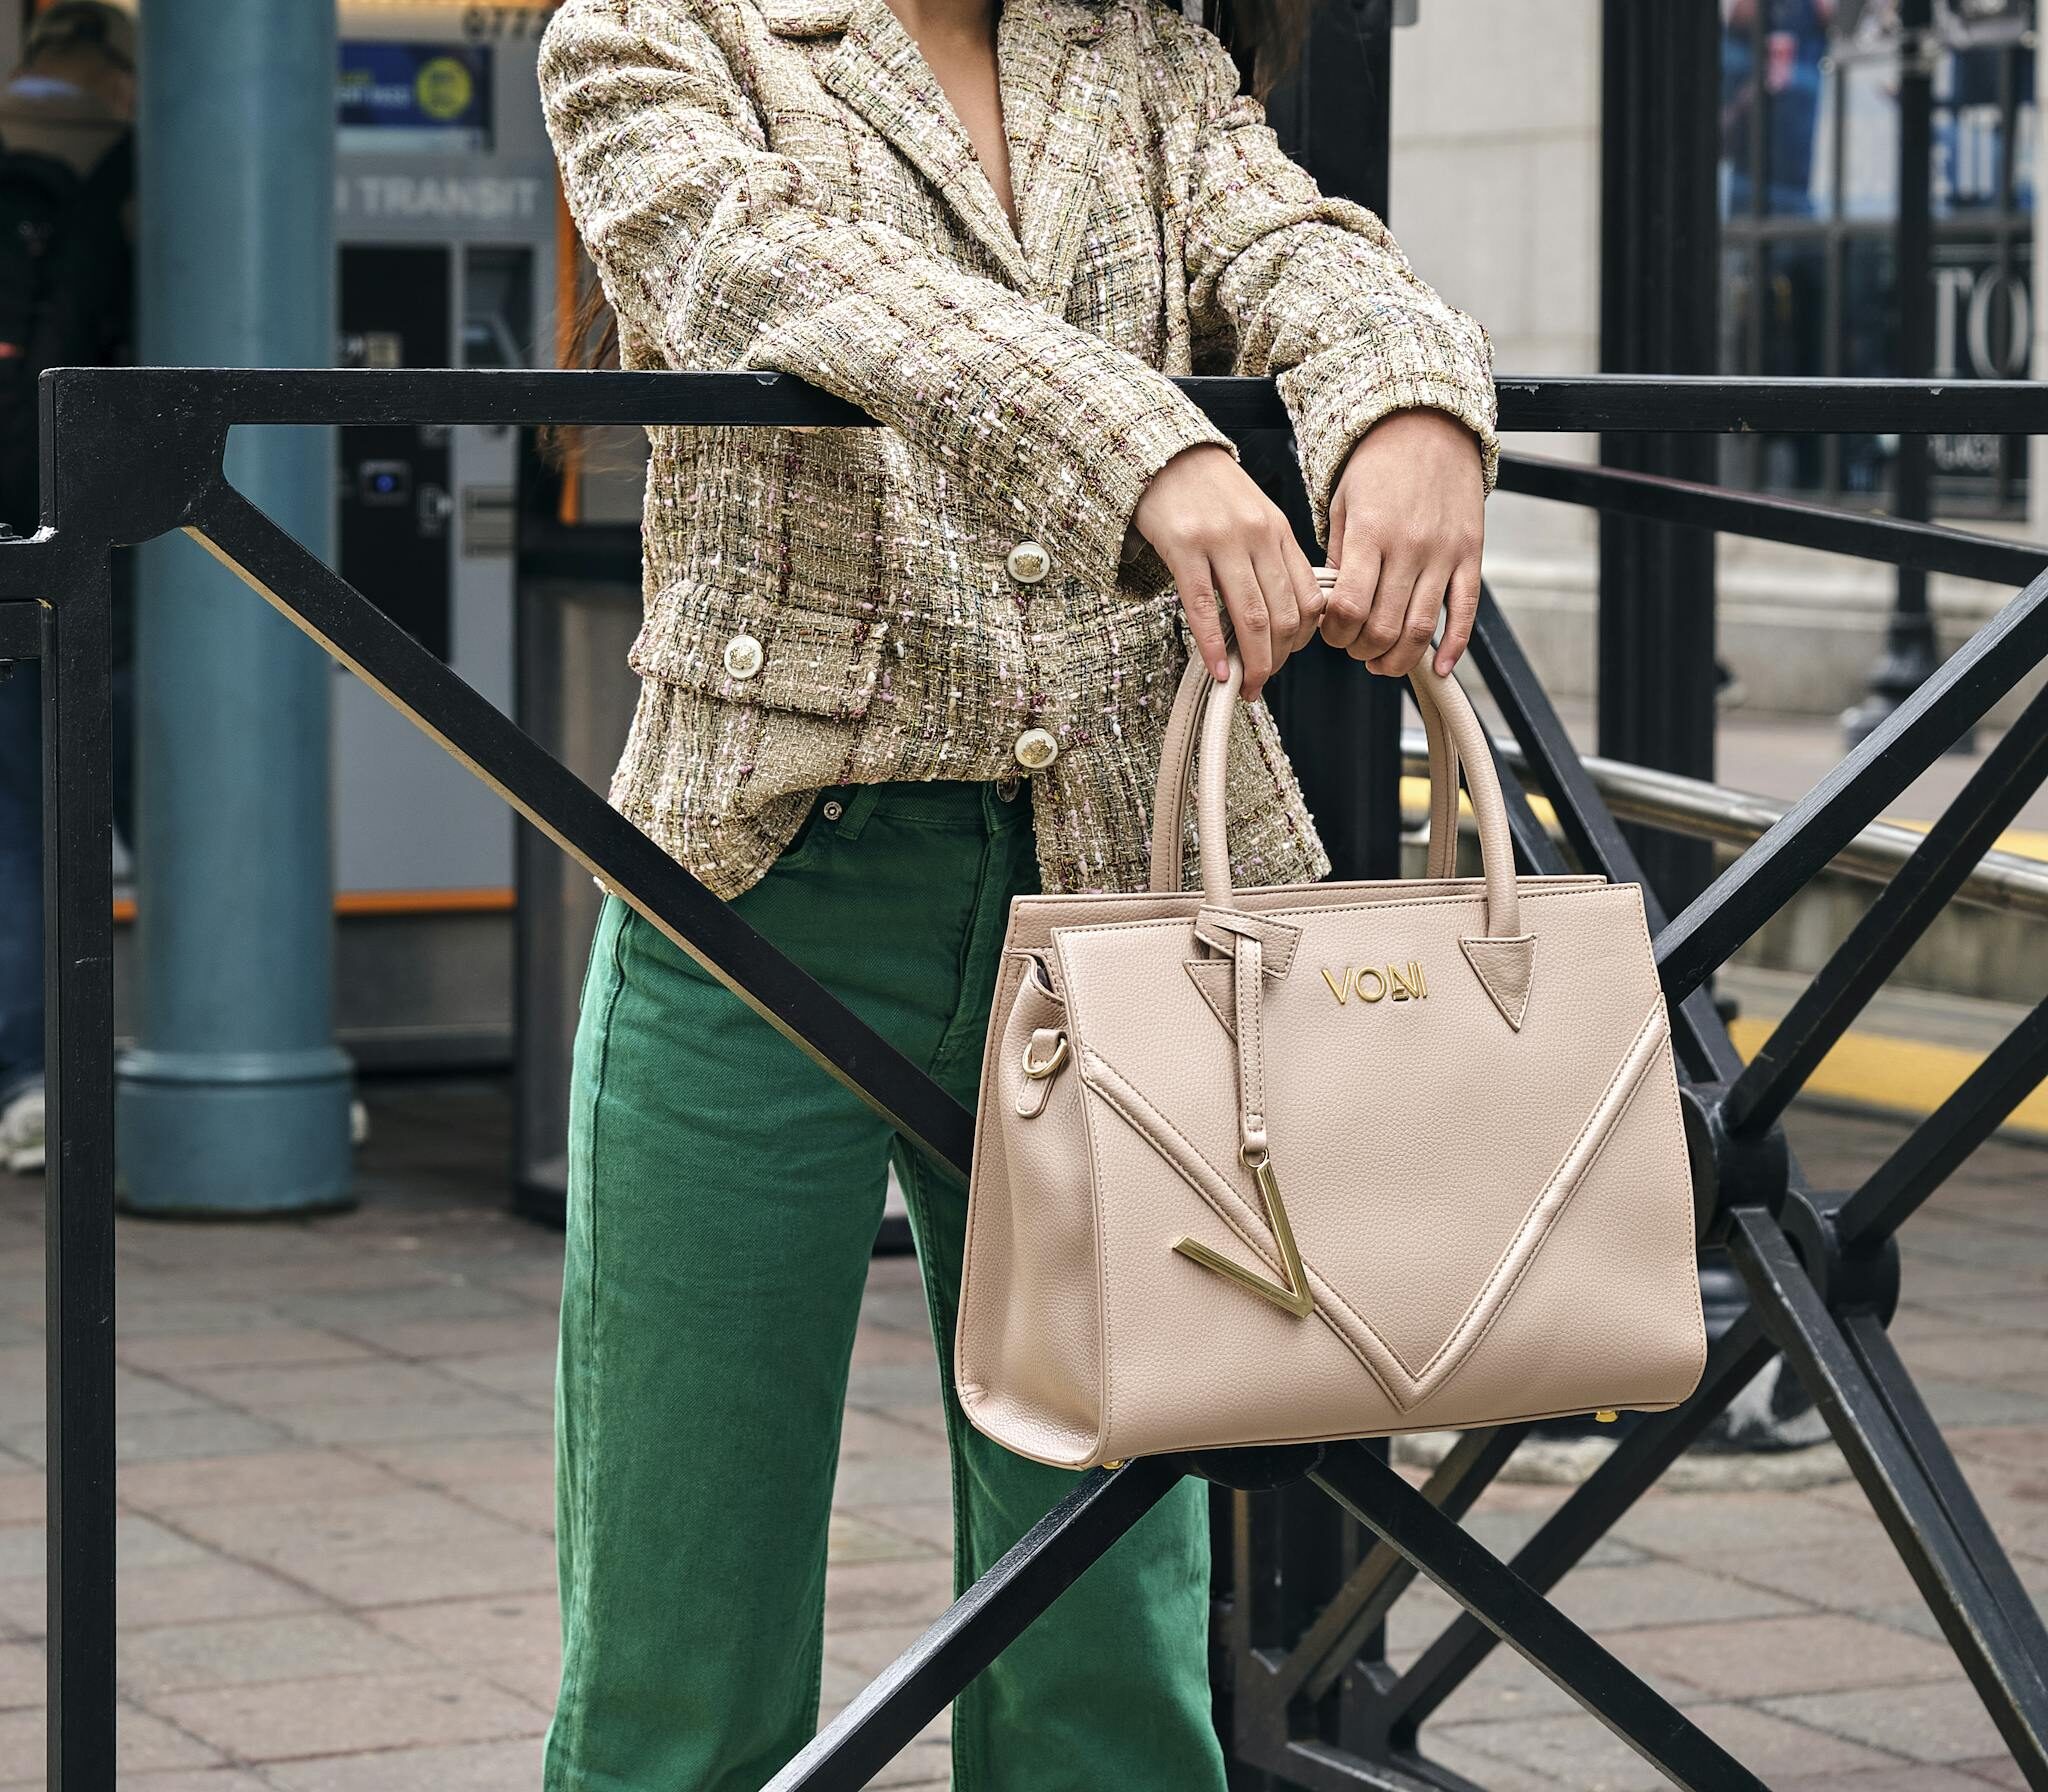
[1214,550,1275,699]
[1248,535,1307,666]
[1369,560,1456,677]
[1354,558,1419,667]
[1168,548,1230,683]
[1316,544,1379,653]
[1435,557,1483,675]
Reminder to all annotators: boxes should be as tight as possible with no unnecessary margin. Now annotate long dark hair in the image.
[538,0,1311,472]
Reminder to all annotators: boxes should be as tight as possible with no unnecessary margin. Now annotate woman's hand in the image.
[1130,443,1321,703]
[1318,409,1486,679]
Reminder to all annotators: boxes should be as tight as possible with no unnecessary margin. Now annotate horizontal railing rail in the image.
[13,368,2048,1792]
[1400,729,2048,921]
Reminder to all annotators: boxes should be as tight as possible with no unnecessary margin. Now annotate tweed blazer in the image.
[537,0,1499,899]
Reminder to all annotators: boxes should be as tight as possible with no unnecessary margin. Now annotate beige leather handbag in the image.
[955,570,1708,1469]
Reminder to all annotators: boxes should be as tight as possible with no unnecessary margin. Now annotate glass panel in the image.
[1930,237,2031,509]
[462,246,536,370]
[1721,8,1762,218]
[1761,1,1834,216]
[1840,234,1897,498]
[1758,236,1830,491]
[1934,45,2011,215]
[1838,44,1902,218]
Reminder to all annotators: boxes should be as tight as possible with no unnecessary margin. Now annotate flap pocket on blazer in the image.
[629,584,890,723]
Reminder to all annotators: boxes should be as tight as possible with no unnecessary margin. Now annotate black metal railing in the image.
[5,366,2046,1791]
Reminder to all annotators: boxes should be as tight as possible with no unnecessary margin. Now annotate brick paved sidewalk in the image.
[0,1082,2039,1790]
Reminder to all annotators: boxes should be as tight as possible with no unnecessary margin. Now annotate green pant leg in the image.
[547,890,898,1792]
[889,811,1228,1792]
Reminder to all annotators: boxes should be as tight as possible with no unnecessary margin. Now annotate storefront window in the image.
[1720,0,2035,516]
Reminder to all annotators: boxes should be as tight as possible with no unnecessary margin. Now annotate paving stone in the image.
[429,1348,556,1400]
[264,1529,559,1609]
[258,1733,546,1791]
[345,1315,557,1360]
[145,1667,542,1760]
[362,1592,559,1670]
[0,1482,38,1528]
[169,1489,510,1565]
[1778,1767,2020,1791]
[1610,1613,1961,1699]
[1416,1727,1567,1791]
[1761,1676,2012,1763]
[117,1335,376,1376]
[832,1452,955,1508]
[0,1512,206,1580]
[1548,1560,1807,1632]
[0,1643,40,1710]
[345,1434,554,1488]
[274,1391,545,1448]
[838,1407,950,1461]
[1611,1489,1885,1559]
[0,1557,321,1641]
[114,1771,278,1792]
[1443,1699,1898,1788]
[1719,1538,1923,1613]
[864,1499,956,1554]
[117,1449,412,1514]
[161,1360,480,1412]
[829,1510,932,1566]
[450,1473,554,1534]
[118,1612,429,1695]
[823,1619,936,1679]
[824,1555,958,1628]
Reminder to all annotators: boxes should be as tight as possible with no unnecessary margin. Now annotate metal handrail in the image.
[1402,730,2048,920]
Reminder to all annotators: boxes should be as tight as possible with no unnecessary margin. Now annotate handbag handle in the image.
[1146,567,1522,942]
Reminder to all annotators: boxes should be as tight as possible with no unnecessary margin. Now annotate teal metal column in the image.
[117,0,353,1213]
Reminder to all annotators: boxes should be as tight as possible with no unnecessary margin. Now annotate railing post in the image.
[40,566,118,1792]
[117,0,352,1213]
[1596,0,1722,916]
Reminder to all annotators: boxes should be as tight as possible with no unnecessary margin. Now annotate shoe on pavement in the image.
[0,1085,44,1176]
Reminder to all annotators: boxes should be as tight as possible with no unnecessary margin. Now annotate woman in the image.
[535,0,1495,1783]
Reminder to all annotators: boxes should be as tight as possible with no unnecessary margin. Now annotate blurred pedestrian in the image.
[0,0,137,1175]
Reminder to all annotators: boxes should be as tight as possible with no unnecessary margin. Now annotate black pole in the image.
[1597,0,1721,915]
[1844,0,1962,749]
[1252,0,1403,885]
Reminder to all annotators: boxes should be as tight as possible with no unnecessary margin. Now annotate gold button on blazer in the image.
[537,0,1500,899]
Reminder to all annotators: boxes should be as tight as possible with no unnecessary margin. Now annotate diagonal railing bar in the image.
[1657,568,2048,1002]
[1307,1444,1770,1792]
[179,476,977,1175]
[1379,1314,1776,1742]
[1726,678,2048,1137]
[1498,452,2048,585]
[1842,1309,2048,1678]
[1833,994,2048,1250]
[1279,1426,1528,1707]
[1727,1207,2048,1778]
[766,1458,1185,1791]
[1465,590,1744,1083]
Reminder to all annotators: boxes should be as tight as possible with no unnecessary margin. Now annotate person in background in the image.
[0,0,136,1176]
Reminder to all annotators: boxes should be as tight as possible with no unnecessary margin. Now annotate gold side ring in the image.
[1021,1033,1070,1079]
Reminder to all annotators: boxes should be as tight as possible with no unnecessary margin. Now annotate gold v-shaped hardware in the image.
[1173,1155,1314,1319]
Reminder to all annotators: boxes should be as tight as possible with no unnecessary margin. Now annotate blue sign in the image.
[339,42,493,153]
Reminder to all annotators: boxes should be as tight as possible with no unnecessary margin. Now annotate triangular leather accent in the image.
[1184,959,1235,1039]
[1459,934,1537,1032]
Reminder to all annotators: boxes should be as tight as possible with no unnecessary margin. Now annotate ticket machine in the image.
[332,2,561,1062]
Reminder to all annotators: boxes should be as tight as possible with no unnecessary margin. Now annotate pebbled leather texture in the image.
[956,587,1709,1469]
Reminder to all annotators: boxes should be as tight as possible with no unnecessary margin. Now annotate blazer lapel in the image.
[766,0,1113,307]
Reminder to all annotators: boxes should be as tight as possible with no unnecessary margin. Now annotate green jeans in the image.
[544,778,1227,1791]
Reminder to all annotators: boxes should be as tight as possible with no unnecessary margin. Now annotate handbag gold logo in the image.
[1320,963,1428,1005]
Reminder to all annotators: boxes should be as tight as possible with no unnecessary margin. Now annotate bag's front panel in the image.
[1052,879,1704,1458]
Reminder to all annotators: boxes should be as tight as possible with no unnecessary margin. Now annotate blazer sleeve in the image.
[1168,13,1500,552]
[538,0,1241,590]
